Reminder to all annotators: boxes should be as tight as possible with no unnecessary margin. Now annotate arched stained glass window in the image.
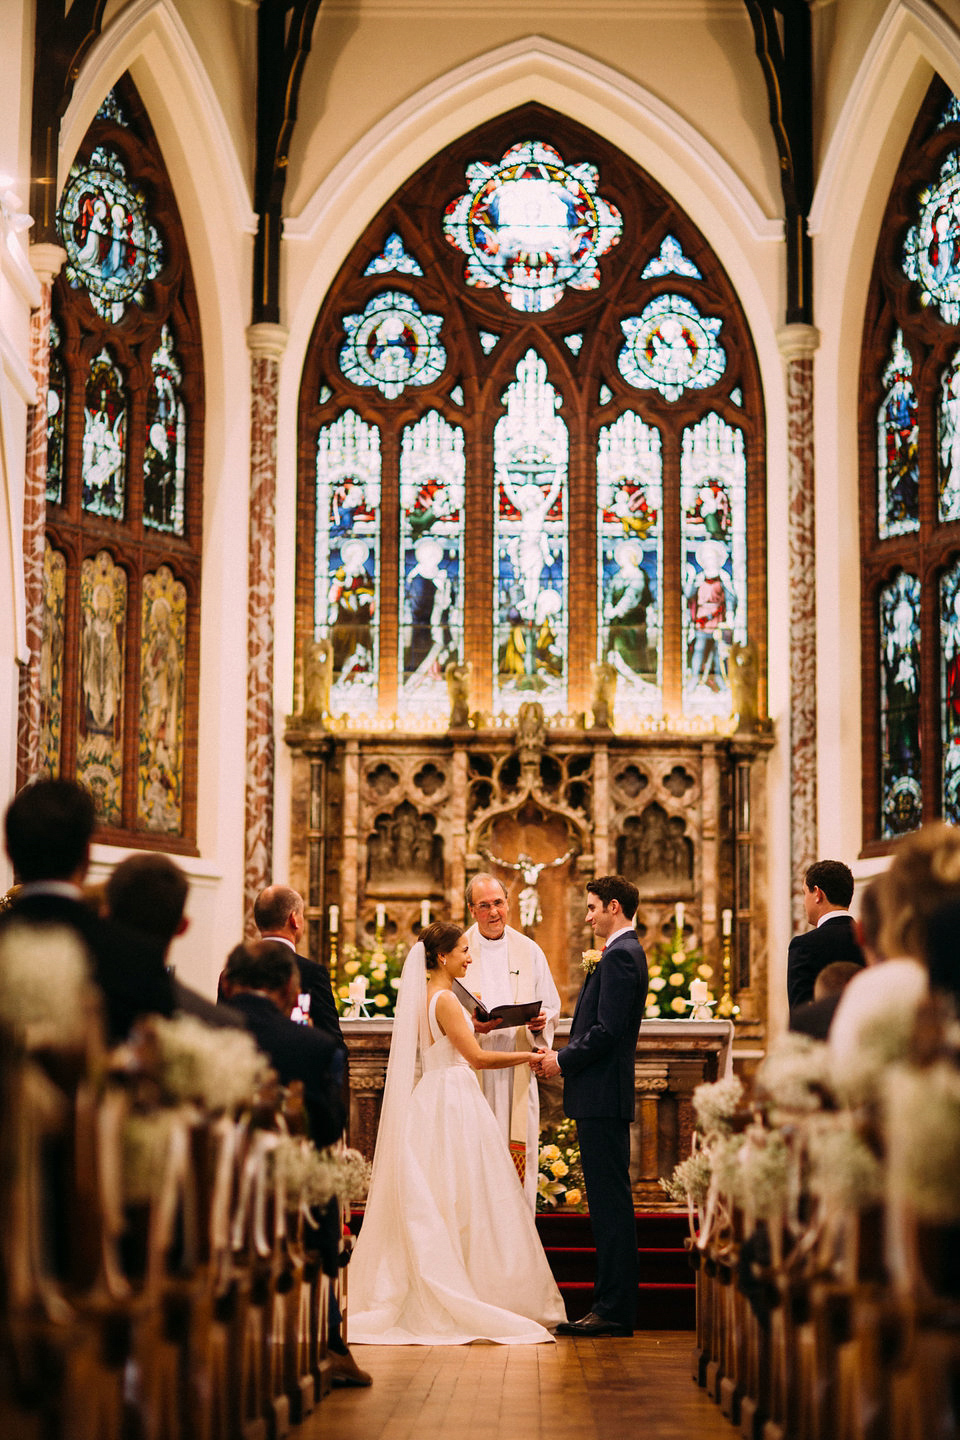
[597,411,662,715]
[297,108,764,731]
[316,410,382,717]
[861,78,960,846]
[493,350,568,714]
[39,78,204,847]
[399,411,465,716]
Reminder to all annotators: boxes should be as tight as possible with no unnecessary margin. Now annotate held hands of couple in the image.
[529,1047,561,1079]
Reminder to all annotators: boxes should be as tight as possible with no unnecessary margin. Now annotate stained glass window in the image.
[942,560,960,824]
[880,572,922,836]
[316,410,382,716]
[398,411,465,715]
[479,331,500,355]
[938,350,960,522]
[77,550,126,826]
[597,413,663,716]
[339,291,445,399]
[46,320,65,505]
[449,385,464,406]
[82,348,126,518]
[138,566,186,832]
[641,234,701,279]
[903,147,960,324]
[938,95,960,131]
[144,324,186,534]
[563,334,583,355]
[619,295,726,401]
[59,145,164,323]
[493,351,568,713]
[877,329,919,538]
[681,413,747,717]
[444,140,622,313]
[38,542,66,780]
[42,75,203,842]
[364,232,423,277]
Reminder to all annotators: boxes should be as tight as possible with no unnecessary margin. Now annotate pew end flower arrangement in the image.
[536,1117,587,1211]
[336,941,407,1016]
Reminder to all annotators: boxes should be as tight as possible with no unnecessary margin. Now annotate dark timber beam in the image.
[253,0,324,325]
[30,0,109,243]
[744,0,814,325]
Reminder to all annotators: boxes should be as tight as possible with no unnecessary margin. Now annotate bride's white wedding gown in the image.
[348,991,565,1344]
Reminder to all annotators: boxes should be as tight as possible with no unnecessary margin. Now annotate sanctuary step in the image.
[348,1209,696,1331]
[535,1210,696,1330]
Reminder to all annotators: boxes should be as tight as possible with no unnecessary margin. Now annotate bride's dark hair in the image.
[421,920,463,970]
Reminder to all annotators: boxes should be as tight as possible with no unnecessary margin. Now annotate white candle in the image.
[420,899,431,927]
[348,976,368,1004]
[675,901,685,931]
[329,903,339,934]
[376,902,386,929]
[690,978,708,1005]
[722,908,732,937]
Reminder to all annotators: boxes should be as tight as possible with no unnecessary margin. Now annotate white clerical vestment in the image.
[463,924,561,1209]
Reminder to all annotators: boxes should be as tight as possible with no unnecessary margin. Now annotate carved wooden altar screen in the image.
[287,106,770,1051]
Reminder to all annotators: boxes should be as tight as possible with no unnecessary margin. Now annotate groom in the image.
[534,875,647,1337]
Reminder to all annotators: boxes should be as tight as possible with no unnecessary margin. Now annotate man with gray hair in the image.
[253,883,342,1044]
[462,871,561,1208]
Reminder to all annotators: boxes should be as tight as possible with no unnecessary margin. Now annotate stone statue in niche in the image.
[366,802,443,890]
[445,659,471,727]
[618,805,693,892]
[302,636,333,719]
[728,639,759,733]
[516,700,546,790]
[590,659,617,729]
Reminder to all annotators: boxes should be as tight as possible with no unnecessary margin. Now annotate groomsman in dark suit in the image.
[2,778,174,1042]
[787,860,865,1013]
[534,875,648,1337]
[254,884,344,1045]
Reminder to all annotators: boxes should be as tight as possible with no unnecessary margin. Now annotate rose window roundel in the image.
[618,294,726,402]
[903,147,960,325]
[339,291,446,400]
[443,140,622,314]
[59,145,165,322]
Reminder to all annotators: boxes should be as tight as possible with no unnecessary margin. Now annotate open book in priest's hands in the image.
[451,978,543,1028]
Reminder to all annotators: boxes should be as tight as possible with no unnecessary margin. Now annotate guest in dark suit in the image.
[534,875,648,1337]
[253,884,344,1046]
[787,859,865,1013]
[105,853,244,1029]
[2,778,174,1042]
[788,960,863,1040]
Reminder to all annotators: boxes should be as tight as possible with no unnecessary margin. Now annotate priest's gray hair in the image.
[465,872,508,907]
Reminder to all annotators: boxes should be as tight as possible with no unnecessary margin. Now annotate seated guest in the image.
[789,960,863,1040]
[253,884,343,1044]
[829,823,960,1061]
[787,859,865,1013]
[224,939,370,1387]
[105,853,244,1029]
[2,779,174,1043]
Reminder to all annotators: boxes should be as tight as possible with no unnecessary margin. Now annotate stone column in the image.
[778,323,820,930]
[631,1061,668,1203]
[244,323,288,933]
[16,243,66,786]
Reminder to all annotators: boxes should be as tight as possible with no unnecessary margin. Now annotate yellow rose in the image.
[540,1144,561,1163]
[697,964,714,979]
[372,951,387,965]
[671,996,687,1013]
[669,972,685,987]
[564,1188,582,1207]
[373,993,390,1008]
[372,968,387,982]
[649,976,666,991]
[648,965,662,978]
[338,985,350,999]
[550,1159,568,1179]
[343,959,361,976]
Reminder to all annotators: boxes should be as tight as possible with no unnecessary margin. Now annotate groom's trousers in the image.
[576,1116,637,1328]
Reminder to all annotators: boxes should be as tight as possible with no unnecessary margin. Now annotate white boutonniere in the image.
[581,949,602,975]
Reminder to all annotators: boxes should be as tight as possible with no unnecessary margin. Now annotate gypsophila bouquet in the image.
[536,1117,587,1211]
[645,938,715,1018]
[692,1075,745,1136]
[336,941,407,1015]
[661,1149,712,1208]
[581,949,602,975]
[0,922,91,1036]
[151,1014,269,1113]
[755,1033,835,1116]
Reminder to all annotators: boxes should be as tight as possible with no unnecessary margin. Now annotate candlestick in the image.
[716,915,739,1020]
[329,903,339,935]
[674,901,685,932]
[420,899,431,928]
[721,908,732,937]
[689,978,709,1005]
[376,902,386,930]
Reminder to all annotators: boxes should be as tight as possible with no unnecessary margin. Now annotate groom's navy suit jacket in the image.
[560,928,648,1119]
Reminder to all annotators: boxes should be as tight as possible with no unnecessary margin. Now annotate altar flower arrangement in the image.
[644,936,715,1019]
[536,1117,587,1211]
[581,948,602,975]
[336,941,407,1016]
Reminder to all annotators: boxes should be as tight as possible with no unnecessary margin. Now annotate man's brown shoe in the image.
[329,1348,373,1387]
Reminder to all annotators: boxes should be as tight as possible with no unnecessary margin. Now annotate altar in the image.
[340,1016,734,1208]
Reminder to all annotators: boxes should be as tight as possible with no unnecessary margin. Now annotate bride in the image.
[348,920,565,1344]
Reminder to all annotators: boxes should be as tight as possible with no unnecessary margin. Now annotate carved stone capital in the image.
[350,1071,387,1093]
[247,321,289,362]
[776,322,820,362]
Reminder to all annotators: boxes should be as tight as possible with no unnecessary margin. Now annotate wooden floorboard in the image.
[296,1332,733,1440]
